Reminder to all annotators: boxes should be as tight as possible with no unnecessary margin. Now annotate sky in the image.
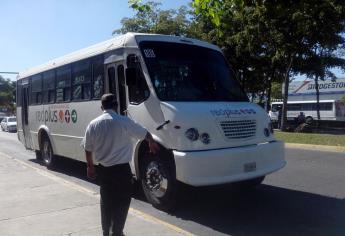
[0,0,190,81]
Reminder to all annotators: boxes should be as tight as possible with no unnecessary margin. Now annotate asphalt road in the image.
[0,130,344,236]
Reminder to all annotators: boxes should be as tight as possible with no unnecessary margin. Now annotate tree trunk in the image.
[314,76,321,128]
[266,79,272,112]
[281,57,294,131]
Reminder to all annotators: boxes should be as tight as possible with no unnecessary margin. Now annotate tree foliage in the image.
[0,75,16,113]
[192,0,345,130]
[114,1,198,37]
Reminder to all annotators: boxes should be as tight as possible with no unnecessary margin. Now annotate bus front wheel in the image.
[141,153,177,211]
[41,135,56,169]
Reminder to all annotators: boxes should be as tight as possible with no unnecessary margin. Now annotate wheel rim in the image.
[144,161,168,198]
[42,140,52,165]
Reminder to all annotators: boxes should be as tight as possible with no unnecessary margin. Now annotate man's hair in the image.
[101,94,118,110]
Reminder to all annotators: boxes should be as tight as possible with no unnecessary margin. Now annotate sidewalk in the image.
[0,153,189,236]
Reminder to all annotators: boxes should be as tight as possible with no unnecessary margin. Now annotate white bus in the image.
[17,33,285,209]
[270,100,345,123]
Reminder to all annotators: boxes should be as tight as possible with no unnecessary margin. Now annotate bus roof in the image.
[17,32,220,79]
[271,100,336,104]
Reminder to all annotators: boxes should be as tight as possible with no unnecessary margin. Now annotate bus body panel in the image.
[174,140,285,186]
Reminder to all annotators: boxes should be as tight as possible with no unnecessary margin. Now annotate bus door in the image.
[21,83,33,149]
[106,63,127,115]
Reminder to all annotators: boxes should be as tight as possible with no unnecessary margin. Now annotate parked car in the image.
[1,117,17,132]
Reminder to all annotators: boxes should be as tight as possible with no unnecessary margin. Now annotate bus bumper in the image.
[173,140,285,186]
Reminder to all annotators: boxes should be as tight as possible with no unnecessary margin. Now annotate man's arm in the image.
[85,150,96,180]
[145,132,160,154]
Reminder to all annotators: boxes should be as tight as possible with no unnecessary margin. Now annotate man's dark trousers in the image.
[98,163,132,236]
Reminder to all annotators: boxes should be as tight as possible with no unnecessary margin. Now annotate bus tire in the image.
[41,135,56,169]
[306,116,313,125]
[140,152,177,211]
[234,176,265,189]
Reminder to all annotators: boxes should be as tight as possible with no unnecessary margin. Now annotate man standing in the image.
[83,94,159,236]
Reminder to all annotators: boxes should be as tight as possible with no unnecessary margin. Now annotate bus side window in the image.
[43,70,55,104]
[56,65,71,102]
[117,65,127,115]
[30,74,42,105]
[72,59,91,101]
[92,57,104,99]
[127,54,150,104]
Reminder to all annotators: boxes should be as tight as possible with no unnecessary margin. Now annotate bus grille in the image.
[220,120,257,139]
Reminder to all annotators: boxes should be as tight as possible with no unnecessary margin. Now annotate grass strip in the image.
[274,131,345,147]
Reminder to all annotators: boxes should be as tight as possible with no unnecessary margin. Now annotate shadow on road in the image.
[31,157,345,236]
[173,184,345,236]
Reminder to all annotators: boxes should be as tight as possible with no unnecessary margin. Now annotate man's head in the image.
[101,94,118,111]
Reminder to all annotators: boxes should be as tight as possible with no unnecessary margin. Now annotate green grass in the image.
[274,131,345,147]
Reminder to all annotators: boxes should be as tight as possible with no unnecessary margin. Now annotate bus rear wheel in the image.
[306,116,313,125]
[41,135,56,169]
[141,154,177,211]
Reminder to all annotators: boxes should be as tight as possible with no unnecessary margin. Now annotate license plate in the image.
[244,162,256,172]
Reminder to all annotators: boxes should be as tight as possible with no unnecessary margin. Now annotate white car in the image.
[1,117,17,132]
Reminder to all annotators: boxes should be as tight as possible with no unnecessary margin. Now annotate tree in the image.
[193,0,345,130]
[114,1,198,37]
[0,75,16,114]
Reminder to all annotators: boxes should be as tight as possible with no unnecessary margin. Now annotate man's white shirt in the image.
[83,110,147,167]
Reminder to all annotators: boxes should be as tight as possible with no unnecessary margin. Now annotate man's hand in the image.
[87,165,97,180]
[85,150,96,180]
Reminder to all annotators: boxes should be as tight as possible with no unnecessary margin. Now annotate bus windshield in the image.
[139,41,248,102]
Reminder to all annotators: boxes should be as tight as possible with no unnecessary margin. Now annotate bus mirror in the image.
[125,67,137,86]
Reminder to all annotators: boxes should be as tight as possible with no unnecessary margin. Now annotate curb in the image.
[285,143,345,153]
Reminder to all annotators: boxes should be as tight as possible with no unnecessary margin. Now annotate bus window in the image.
[92,57,104,99]
[320,102,333,111]
[43,70,55,104]
[117,65,127,115]
[108,67,116,94]
[31,74,42,105]
[127,54,150,104]
[56,65,71,102]
[287,104,301,111]
[72,59,91,100]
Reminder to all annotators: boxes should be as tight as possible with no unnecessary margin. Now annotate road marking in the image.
[0,151,196,236]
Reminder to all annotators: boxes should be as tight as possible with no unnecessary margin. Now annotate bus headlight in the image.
[185,128,199,141]
[200,133,211,144]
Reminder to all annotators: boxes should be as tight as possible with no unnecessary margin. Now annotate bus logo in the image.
[65,110,70,123]
[59,110,64,123]
[71,109,77,123]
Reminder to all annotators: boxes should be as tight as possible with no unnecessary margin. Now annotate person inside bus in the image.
[82,94,159,236]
